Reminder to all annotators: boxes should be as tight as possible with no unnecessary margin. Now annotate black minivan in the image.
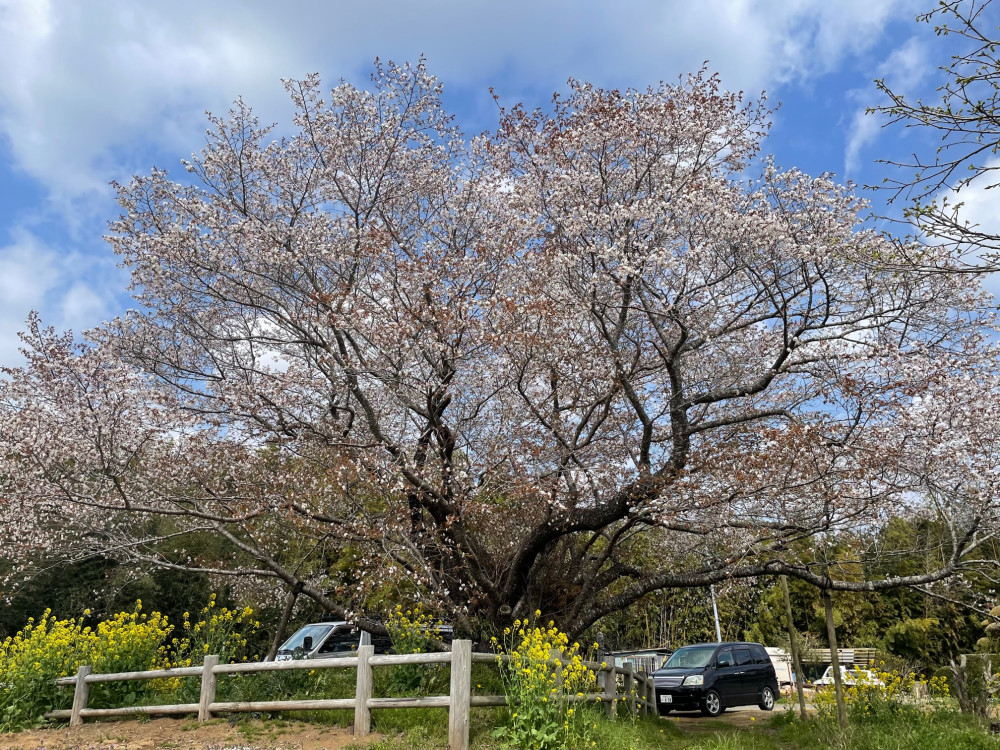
[652,642,778,716]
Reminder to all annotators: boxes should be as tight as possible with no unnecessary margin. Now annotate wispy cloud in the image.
[0,0,921,367]
[844,35,929,176]
[0,0,918,204]
[0,229,63,366]
[0,227,122,367]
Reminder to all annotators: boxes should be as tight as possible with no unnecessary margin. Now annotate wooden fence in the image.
[44,640,656,750]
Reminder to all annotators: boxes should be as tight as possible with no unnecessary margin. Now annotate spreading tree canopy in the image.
[2,62,998,637]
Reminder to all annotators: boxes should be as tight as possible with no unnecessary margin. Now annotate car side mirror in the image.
[303,636,313,652]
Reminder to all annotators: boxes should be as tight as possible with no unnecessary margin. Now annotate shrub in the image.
[813,664,949,723]
[0,610,93,730]
[86,601,173,708]
[384,604,448,695]
[165,594,260,703]
[0,595,262,730]
[171,593,258,665]
[492,612,598,750]
[0,602,173,729]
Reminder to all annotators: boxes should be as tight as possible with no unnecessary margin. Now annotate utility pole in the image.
[710,584,722,642]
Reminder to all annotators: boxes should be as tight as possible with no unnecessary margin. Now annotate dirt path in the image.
[663,704,808,730]
[0,718,378,750]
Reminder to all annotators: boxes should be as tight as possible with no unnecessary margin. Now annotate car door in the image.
[750,644,776,692]
[733,647,756,703]
[315,625,360,658]
[712,647,741,702]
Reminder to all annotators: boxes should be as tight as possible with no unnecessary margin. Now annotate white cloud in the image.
[844,111,881,178]
[0,0,918,206]
[0,0,923,364]
[844,35,930,176]
[933,159,1000,297]
[0,229,61,313]
[60,282,108,328]
[0,0,295,204]
[0,229,63,366]
[0,227,122,368]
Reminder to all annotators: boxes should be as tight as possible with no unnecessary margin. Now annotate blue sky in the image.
[0,0,992,367]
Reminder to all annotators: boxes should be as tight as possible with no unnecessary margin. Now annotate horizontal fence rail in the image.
[44,640,656,750]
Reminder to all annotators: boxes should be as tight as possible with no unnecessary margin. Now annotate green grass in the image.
[18,660,1000,750]
[355,707,1000,750]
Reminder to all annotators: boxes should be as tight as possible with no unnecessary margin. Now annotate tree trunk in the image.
[822,589,847,728]
[781,576,808,720]
[266,587,300,661]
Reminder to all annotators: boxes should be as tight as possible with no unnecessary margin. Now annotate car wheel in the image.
[758,685,775,711]
[701,689,724,717]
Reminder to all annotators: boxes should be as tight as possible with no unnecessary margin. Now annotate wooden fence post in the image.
[623,665,635,715]
[604,662,617,717]
[198,654,219,722]
[69,665,91,727]
[354,644,374,736]
[550,649,563,688]
[449,639,472,750]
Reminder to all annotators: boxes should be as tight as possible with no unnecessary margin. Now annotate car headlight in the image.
[683,675,704,686]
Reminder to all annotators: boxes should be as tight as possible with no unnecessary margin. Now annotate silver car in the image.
[274,621,389,661]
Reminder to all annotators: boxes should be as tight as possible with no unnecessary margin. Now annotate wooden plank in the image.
[369,652,452,666]
[55,667,202,685]
[469,695,508,707]
[565,693,606,704]
[70,665,91,727]
[48,703,200,720]
[209,699,355,712]
[449,640,472,750]
[354,644,374,737]
[84,666,204,683]
[466,693,604,707]
[471,653,509,664]
[367,696,451,709]
[214,657,358,674]
[198,654,219,722]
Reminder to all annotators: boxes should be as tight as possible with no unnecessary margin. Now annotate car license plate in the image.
[660,695,672,703]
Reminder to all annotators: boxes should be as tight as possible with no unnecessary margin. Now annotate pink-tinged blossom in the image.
[1,61,998,637]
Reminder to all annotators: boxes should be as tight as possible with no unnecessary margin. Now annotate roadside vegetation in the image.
[4,600,1000,750]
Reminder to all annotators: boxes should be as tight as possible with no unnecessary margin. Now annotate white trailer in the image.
[766,647,794,686]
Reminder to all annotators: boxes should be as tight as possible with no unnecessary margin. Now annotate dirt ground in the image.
[663,702,814,730]
[663,705,775,729]
[0,718,380,750]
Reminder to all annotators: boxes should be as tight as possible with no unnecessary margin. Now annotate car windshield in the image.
[278,624,334,652]
[663,645,717,669]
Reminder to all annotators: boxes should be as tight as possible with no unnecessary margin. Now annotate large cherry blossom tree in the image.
[2,61,998,637]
